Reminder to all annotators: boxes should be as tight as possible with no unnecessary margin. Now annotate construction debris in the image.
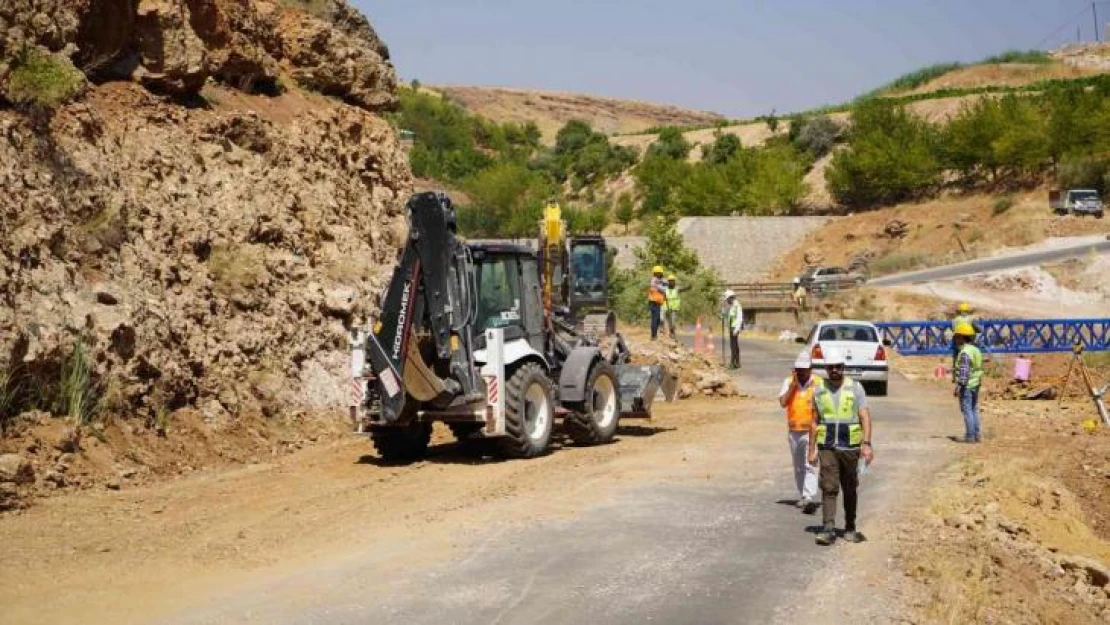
[627,337,740,398]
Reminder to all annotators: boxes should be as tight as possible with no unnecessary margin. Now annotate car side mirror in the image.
[794,336,807,344]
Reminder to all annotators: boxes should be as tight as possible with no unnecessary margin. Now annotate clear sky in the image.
[355,0,1107,118]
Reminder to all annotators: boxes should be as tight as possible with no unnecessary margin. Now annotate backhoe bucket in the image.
[616,364,678,419]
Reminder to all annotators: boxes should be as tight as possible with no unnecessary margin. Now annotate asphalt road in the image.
[166,339,956,625]
[868,237,1110,287]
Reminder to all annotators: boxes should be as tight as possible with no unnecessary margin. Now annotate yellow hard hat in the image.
[957,302,971,313]
[954,321,976,337]
[652,265,664,275]
[667,273,677,281]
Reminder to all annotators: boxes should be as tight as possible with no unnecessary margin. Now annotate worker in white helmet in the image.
[780,351,823,514]
[722,290,743,368]
[807,347,873,546]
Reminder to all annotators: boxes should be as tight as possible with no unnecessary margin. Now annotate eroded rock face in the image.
[0,0,411,425]
[1,0,397,109]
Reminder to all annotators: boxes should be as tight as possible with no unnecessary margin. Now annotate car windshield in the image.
[817,324,878,343]
[570,242,605,299]
[476,256,522,330]
[1072,190,1100,201]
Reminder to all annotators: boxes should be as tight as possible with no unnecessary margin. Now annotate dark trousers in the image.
[649,303,662,339]
[729,333,740,368]
[819,448,860,530]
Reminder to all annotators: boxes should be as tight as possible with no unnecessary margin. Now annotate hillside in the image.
[0,0,411,500]
[432,85,724,144]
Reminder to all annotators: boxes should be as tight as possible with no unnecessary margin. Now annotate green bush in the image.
[457,162,556,237]
[791,115,842,158]
[867,62,963,95]
[992,195,1015,215]
[5,47,85,108]
[981,50,1052,65]
[701,131,741,165]
[647,127,692,160]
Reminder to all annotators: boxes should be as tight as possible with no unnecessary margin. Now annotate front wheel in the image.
[498,363,555,458]
[565,362,621,445]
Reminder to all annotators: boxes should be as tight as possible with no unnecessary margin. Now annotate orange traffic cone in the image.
[694,316,704,353]
[706,330,715,353]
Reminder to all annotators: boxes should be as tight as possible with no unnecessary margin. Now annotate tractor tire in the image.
[498,363,554,459]
[448,422,483,442]
[370,422,432,462]
[564,362,621,445]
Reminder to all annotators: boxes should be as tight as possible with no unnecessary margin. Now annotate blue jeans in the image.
[649,303,662,339]
[959,386,981,440]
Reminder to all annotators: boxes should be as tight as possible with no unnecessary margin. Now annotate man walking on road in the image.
[807,349,873,546]
[952,322,983,443]
[780,352,822,514]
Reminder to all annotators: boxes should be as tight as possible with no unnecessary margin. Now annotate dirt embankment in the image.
[892,353,1110,623]
[432,85,723,145]
[772,191,1110,281]
[0,1,412,505]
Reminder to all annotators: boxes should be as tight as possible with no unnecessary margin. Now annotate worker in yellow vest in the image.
[807,348,873,546]
[952,322,983,443]
[779,352,823,514]
[663,273,683,339]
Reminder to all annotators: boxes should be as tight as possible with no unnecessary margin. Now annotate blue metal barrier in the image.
[876,319,1110,356]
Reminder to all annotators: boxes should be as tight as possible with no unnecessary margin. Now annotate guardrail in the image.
[725,280,862,302]
[876,319,1110,356]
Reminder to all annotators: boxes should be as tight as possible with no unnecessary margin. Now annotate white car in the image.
[800,319,889,396]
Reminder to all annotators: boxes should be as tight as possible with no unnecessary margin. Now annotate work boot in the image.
[794,499,805,509]
[802,501,820,515]
[815,525,835,546]
[843,529,866,543]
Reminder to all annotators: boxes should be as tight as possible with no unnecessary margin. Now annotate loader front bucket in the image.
[616,364,678,419]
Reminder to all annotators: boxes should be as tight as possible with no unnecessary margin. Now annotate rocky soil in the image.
[892,354,1110,624]
[0,1,413,506]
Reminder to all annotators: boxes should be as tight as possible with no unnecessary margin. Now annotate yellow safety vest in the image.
[960,344,984,389]
[664,288,681,312]
[814,379,863,450]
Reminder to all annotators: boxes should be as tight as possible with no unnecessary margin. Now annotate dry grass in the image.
[208,244,269,298]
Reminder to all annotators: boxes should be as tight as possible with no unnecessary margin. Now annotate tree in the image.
[633,153,690,214]
[647,127,692,160]
[615,194,636,233]
[702,131,741,165]
[459,162,556,237]
[826,100,941,207]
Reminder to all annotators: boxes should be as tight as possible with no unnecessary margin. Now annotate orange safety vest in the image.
[647,279,666,305]
[785,376,824,432]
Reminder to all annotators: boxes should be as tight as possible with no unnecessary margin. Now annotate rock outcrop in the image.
[0,1,411,432]
[1,0,396,109]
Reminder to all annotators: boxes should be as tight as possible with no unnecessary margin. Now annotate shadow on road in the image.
[616,424,677,437]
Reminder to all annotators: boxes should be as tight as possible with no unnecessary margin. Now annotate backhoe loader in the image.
[350,192,673,461]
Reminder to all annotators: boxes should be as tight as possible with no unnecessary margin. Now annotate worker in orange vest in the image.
[647,265,668,340]
[779,351,823,514]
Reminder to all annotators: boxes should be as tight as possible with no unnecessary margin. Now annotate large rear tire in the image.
[498,363,554,459]
[565,362,621,445]
[370,422,432,462]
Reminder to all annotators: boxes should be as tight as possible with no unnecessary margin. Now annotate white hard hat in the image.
[722,289,736,300]
[793,352,812,369]
[793,277,800,284]
[822,348,845,366]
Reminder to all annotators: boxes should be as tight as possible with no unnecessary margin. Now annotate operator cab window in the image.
[476,256,522,330]
[570,242,605,298]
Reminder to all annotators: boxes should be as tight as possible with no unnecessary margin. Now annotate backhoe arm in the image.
[364,192,482,423]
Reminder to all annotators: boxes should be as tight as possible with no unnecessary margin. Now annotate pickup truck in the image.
[1049,189,1105,218]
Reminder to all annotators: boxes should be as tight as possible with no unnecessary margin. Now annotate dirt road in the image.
[0,340,958,624]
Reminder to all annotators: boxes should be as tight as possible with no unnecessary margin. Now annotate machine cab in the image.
[567,236,609,320]
[471,243,545,357]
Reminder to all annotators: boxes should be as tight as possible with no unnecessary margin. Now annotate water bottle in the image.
[857,461,871,478]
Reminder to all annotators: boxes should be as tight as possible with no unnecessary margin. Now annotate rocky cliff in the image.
[0,0,411,484]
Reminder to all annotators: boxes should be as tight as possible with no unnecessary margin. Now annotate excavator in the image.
[537,203,616,337]
[350,192,673,461]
